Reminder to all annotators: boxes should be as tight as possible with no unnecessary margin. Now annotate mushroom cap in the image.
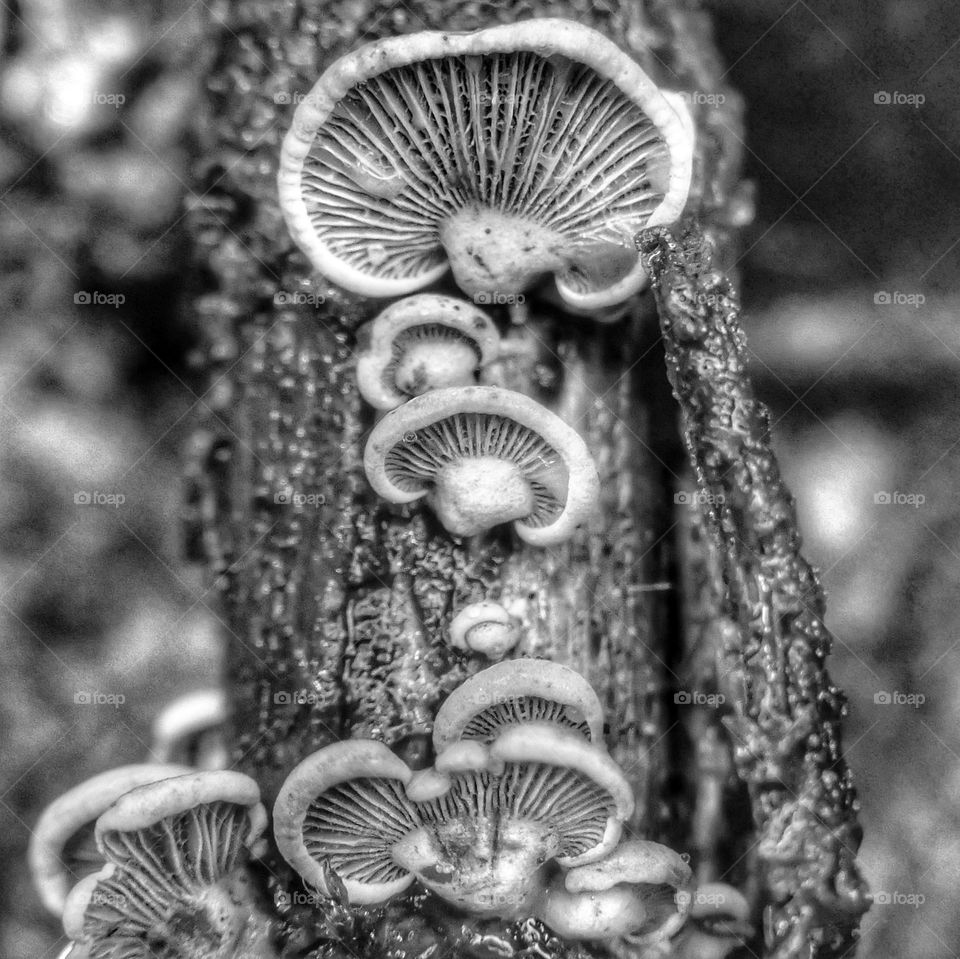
[542,839,693,943]
[150,687,229,767]
[28,763,192,916]
[488,723,633,867]
[433,659,605,751]
[278,19,693,308]
[95,770,265,846]
[563,839,692,893]
[363,386,599,546]
[65,773,272,957]
[688,883,750,922]
[356,294,499,410]
[448,601,521,659]
[273,740,417,904]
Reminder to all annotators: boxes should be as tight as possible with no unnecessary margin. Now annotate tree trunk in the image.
[186,0,868,956]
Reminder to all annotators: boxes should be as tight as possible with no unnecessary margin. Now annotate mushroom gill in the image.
[279,19,693,308]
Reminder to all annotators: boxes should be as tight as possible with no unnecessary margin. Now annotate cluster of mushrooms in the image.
[30,18,754,959]
[31,666,749,957]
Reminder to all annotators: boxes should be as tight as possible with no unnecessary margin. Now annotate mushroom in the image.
[29,763,192,916]
[273,724,633,918]
[433,658,605,750]
[537,838,693,942]
[448,601,521,659]
[278,19,694,310]
[363,385,599,546]
[356,294,500,410]
[150,687,229,769]
[61,770,275,959]
[273,739,418,905]
[675,883,753,959]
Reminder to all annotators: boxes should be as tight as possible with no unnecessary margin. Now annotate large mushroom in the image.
[61,770,276,959]
[537,838,693,942]
[273,724,633,918]
[363,385,600,546]
[278,19,694,310]
[432,658,605,750]
[28,763,192,917]
[356,294,500,410]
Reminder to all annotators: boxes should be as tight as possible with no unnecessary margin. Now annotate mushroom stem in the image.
[439,208,566,300]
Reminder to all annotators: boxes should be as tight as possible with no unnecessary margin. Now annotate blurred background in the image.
[0,1,956,957]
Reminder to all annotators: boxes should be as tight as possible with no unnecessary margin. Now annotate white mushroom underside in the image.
[302,764,613,893]
[383,410,569,532]
[302,50,670,291]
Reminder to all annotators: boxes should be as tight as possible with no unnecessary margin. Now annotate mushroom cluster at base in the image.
[278,19,694,310]
[363,386,600,546]
[57,771,278,959]
[274,661,692,943]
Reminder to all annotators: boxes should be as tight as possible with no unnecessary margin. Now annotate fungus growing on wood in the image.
[273,724,633,917]
[356,294,499,409]
[363,386,599,545]
[278,19,693,309]
[538,838,693,942]
[28,763,192,917]
[448,601,520,659]
[61,771,274,959]
[432,658,604,750]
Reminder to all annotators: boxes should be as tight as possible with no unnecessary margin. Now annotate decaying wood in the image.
[639,221,870,958]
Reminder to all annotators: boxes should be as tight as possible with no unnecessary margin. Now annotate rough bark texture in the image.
[639,222,871,959]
